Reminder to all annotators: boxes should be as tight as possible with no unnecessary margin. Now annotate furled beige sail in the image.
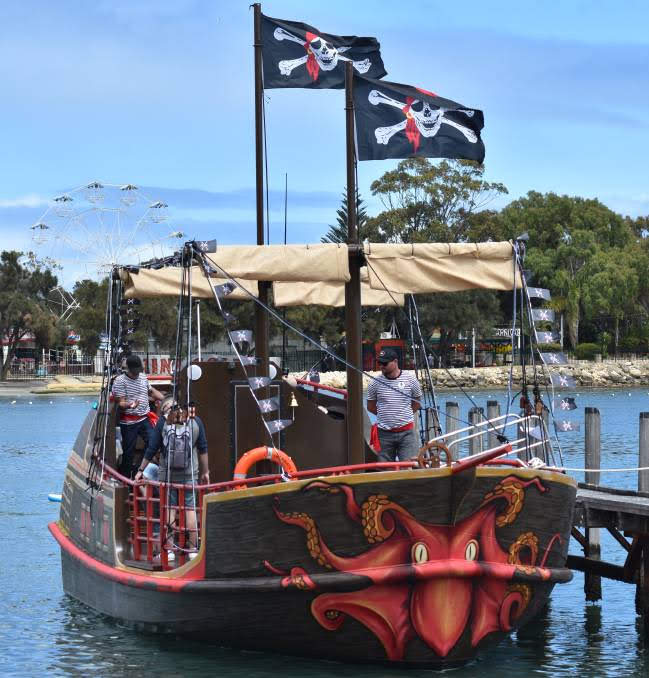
[119,241,520,301]
[363,242,521,293]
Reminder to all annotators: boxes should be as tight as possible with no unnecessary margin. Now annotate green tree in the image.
[321,191,378,243]
[0,251,58,380]
[500,192,635,348]
[367,158,507,243]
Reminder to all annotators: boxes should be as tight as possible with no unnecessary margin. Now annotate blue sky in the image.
[2,1,648,281]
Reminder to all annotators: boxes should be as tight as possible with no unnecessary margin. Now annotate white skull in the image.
[309,36,339,71]
[409,100,442,137]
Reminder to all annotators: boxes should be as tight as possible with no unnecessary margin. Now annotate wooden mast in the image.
[344,61,364,464]
[253,3,269,376]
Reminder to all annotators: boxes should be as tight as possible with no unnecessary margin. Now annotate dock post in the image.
[584,407,602,602]
[468,407,484,456]
[487,400,500,450]
[639,412,649,493]
[445,401,460,457]
[637,414,649,634]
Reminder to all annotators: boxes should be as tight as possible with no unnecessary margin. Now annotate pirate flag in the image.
[554,397,577,411]
[262,14,386,89]
[353,76,485,162]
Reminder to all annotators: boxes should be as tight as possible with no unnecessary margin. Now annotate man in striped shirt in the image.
[367,348,422,462]
[112,354,164,478]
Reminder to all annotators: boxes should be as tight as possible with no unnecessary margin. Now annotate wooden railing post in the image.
[487,400,500,450]
[584,406,602,602]
[445,401,459,456]
[468,407,484,456]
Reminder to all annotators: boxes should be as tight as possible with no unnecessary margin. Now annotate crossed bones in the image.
[368,89,478,146]
[274,27,371,77]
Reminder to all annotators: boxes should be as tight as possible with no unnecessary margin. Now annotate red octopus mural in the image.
[265,475,562,660]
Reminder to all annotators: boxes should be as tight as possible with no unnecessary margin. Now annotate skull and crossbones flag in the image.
[353,76,485,162]
[261,14,386,89]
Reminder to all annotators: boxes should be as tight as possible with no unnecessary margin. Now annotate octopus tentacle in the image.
[508,531,539,565]
[480,476,547,527]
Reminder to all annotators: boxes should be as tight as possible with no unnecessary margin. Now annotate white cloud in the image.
[0,194,49,209]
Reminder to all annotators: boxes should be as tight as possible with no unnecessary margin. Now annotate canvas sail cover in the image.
[363,242,520,293]
[119,241,519,301]
[120,267,259,300]
[205,244,350,282]
[273,267,404,306]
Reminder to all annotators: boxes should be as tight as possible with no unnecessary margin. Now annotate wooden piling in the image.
[584,407,602,601]
[468,407,484,456]
[445,401,459,457]
[637,414,649,633]
[639,412,649,493]
[486,400,500,450]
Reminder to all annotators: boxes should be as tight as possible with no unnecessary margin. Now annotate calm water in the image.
[1,388,648,676]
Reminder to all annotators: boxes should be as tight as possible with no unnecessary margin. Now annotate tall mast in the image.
[344,62,364,464]
[253,3,269,376]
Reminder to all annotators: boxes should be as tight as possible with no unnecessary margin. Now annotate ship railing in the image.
[425,413,553,463]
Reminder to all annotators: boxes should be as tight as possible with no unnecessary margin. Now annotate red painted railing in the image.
[105,446,520,571]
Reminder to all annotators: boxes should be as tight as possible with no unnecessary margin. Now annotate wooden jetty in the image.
[565,408,649,636]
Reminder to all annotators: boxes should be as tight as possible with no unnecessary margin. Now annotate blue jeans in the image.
[377,428,418,462]
[119,418,153,478]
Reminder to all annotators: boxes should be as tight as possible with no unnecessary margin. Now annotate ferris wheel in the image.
[29,181,186,277]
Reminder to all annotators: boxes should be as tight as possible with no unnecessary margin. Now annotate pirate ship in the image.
[49,5,577,668]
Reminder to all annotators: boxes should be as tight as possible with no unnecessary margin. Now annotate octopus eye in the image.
[325,610,340,620]
[465,540,479,561]
[411,542,428,564]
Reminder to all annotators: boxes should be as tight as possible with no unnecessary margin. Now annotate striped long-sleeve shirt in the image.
[366,371,422,430]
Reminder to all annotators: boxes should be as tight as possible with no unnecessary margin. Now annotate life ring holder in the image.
[417,440,453,469]
[233,446,298,489]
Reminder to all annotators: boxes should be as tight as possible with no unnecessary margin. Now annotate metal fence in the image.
[3,354,105,380]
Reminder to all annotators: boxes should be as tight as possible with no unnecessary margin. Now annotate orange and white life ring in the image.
[233,446,297,488]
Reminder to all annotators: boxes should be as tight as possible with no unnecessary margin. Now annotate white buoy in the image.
[10,400,16,405]
[48,493,62,502]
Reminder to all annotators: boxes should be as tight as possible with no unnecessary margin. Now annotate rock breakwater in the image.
[305,361,649,391]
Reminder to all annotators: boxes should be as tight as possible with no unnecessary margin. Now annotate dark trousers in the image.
[119,418,153,478]
[377,428,418,462]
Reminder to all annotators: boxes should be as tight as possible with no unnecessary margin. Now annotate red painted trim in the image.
[452,444,513,474]
[296,378,348,398]
[48,522,204,591]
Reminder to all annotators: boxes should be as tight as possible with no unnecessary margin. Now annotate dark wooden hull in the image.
[53,465,576,667]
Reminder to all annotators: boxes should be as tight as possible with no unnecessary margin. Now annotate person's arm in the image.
[367,400,378,415]
[149,386,164,402]
[366,378,378,414]
[194,418,210,484]
[411,376,423,413]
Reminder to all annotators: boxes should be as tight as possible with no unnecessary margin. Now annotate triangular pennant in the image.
[540,352,567,365]
[556,420,580,432]
[195,239,216,253]
[531,308,555,324]
[550,373,576,388]
[257,397,280,414]
[554,397,577,411]
[527,287,551,300]
[239,356,258,366]
[522,270,533,283]
[266,419,293,434]
[229,330,253,345]
[249,376,271,390]
[125,327,137,336]
[213,281,235,297]
[119,307,137,316]
[536,331,559,344]
[120,298,141,306]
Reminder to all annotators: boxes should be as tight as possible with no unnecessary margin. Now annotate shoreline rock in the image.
[303,361,649,391]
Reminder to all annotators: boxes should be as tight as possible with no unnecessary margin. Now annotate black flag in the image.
[262,14,386,89]
[353,76,485,162]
